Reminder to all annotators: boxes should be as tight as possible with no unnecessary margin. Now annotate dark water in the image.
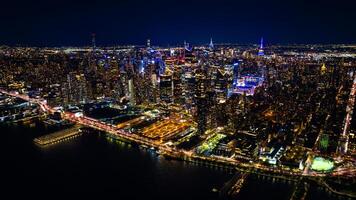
[0,122,340,200]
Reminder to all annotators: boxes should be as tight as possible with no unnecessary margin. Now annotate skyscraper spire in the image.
[258,37,264,56]
[91,33,96,51]
[209,38,214,49]
[147,39,151,48]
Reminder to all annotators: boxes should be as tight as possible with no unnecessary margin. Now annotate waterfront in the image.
[1,122,231,199]
[1,122,347,200]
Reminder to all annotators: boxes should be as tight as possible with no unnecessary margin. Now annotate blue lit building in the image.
[258,37,264,56]
[209,38,214,49]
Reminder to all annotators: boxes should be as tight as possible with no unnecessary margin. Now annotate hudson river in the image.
[1,122,338,199]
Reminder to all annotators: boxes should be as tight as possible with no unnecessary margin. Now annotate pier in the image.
[34,125,82,146]
[290,181,309,200]
[219,172,249,199]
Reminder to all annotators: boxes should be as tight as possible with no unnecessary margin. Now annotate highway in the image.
[338,74,356,154]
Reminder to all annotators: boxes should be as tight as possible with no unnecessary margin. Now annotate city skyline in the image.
[1,42,355,199]
[1,0,356,199]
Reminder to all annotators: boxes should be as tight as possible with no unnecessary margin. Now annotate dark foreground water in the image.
[0,122,341,200]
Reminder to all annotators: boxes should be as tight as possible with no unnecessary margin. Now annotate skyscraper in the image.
[258,37,264,56]
[159,74,173,103]
[183,71,196,112]
[173,65,184,104]
[91,33,96,51]
[128,79,136,105]
[63,73,88,105]
[215,68,228,103]
[209,38,214,49]
[195,72,208,135]
[147,39,151,48]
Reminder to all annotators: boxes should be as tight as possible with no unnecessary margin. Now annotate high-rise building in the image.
[184,40,188,49]
[206,90,217,129]
[215,68,228,103]
[63,73,88,105]
[258,37,264,56]
[209,38,214,49]
[183,71,196,111]
[184,42,195,63]
[173,65,184,104]
[233,62,239,85]
[91,33,96,51]
[195,72,208,134]
[147,39,151,48]
[128,78,136,105]
[159,74,173,103]
[148,74,158,103]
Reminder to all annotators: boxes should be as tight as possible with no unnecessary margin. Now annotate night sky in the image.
[1,0,356,46]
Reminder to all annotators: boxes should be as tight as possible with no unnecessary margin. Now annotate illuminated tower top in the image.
[321,63,327,74]
[258,37,264,56]
[209,38,214,49]
[147,39,151,48]
[184,40,192,51]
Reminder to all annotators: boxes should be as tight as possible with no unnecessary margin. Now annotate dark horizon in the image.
[1,0,356,46]
[2,41,356,48]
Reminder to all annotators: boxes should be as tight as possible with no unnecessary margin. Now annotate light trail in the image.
[338,74,356,154]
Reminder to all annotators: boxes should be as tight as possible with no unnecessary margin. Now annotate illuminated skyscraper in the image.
[195,72,208,134]
[148,74,158,103]
[128,79,136,105]
[183,71,195,111]
[63,73,88,105]
[209,38,214,49]
[91,33,96,51]
[159,74,173,103]
[233,62,239,85]
[173,65,184,104]
[147,39,151,48]
[184,44,194,63]
[214,68,228,103]
[258,37,264,56]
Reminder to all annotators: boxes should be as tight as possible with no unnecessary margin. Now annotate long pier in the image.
[219,172,249,199]
[290,181,310,200]
[34,125,82,146]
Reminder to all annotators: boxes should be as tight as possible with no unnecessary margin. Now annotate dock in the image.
[219,172,249,199]
[34,125,82,146]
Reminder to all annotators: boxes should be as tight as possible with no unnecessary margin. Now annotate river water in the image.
[0,122,340,200]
